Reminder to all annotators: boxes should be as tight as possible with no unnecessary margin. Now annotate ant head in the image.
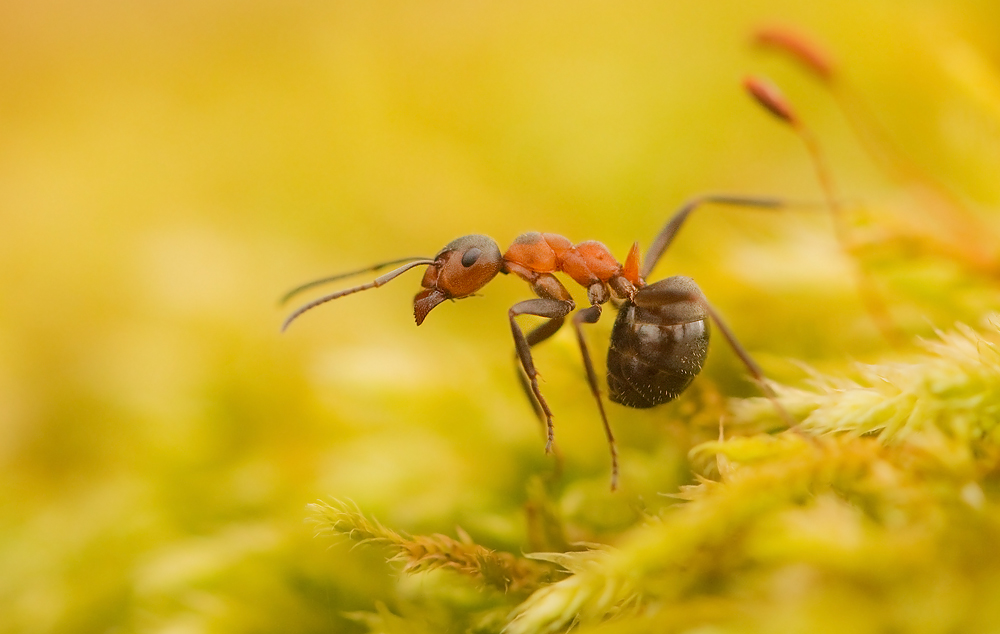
[414,234,502,325]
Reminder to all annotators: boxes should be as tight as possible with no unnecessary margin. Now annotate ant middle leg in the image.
[571,304,619,491]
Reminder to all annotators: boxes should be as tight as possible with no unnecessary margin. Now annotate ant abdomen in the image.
[606,276,710,408]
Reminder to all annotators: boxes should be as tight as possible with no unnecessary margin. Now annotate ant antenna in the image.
[281,259,436,332]
[744,74,901,344]
[279,256,433,306]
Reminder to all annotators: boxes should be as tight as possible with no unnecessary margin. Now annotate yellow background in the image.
[3,0,1000,631]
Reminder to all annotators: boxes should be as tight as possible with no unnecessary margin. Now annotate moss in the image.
[324,326,1000,633]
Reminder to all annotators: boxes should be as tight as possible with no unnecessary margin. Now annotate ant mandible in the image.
[282,195,796,490]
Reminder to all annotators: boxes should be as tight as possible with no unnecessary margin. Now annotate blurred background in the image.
[3,0,1000,631]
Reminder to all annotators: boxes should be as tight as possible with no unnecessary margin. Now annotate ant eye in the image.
[461,248,482,267]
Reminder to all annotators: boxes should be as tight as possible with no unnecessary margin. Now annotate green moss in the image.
[326,325,1000,633]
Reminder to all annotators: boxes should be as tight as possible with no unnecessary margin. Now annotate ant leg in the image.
[634,278,811,438]
[642,196,792,279]
[526,316,567,346]
[572,305,619,491]
[697,299,800,432]
[509,298,575,454]
[515,317,567,421]
[518,317,568,481]
[644,192,899,343]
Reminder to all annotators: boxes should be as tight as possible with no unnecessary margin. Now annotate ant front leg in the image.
[511,307,572,485]
[510,299,575,453]
[572,305,619,490]
[514,315,567,424]
[508,273,576,454]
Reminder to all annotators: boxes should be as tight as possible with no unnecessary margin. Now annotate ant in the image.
[280,32,932,491]
[282,195,800,490]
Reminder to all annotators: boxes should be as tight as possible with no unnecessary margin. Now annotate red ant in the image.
[282,195,798,490]
[281,33,925,491]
